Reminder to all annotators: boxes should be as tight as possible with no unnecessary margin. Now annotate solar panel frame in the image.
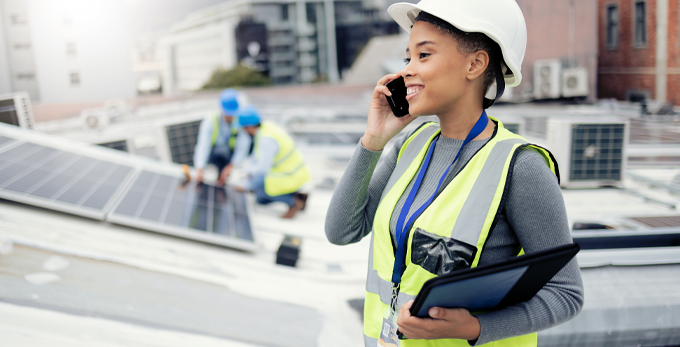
[106,169,257,251]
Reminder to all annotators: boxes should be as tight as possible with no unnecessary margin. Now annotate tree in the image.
[202,65,270,89]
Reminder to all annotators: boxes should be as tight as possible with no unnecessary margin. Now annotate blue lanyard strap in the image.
[391,111,490,284]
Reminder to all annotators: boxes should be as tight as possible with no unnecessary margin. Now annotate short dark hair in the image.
[415,15,497,94]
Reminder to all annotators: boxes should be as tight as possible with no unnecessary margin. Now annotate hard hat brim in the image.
[387,2,522,87]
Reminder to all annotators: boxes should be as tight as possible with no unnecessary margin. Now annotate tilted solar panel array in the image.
[108,171,254,249]
[0,140,134,219]
[0,127,255,251]
[0,135,13,147]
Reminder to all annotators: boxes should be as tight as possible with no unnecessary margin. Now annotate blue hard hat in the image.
[220,89,239,115]
[236,105,261,127]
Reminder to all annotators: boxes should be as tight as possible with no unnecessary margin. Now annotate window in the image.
[633,1,646,46]
[69,72,80,86]
[66,42,76,57]
[606,5,619,48]
[306,3,317,23]
[280,4,288,21]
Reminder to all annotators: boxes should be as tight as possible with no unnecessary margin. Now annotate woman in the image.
[325,0,583,346]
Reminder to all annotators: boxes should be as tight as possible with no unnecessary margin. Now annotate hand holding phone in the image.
[363,74,414,151]
[384,76,410,118]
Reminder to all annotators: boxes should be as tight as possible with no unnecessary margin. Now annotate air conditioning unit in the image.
[0,92,35,129]
[546,117,629,188]
[81,109,110,130]
[493,114,524,135]
[533,59,561,100]
[561,67,589,98]
[524,116,548,140]
[155,113,210,166]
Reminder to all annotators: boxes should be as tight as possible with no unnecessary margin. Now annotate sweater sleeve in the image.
[324,133,409,245]
[472,148,584,345]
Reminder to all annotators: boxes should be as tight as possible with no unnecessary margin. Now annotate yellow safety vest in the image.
[254,122,311,196]
[211,113,238,150]
[363,118,559,347]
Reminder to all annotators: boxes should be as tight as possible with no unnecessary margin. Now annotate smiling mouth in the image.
[406,86,423,100]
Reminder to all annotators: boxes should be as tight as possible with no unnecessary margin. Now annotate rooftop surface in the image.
[2,93,680,346]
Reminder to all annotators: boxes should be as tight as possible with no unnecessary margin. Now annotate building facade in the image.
[158,0,398,95]
[515,0,599,102]
[597,0,680,105]
[0,0,135,103]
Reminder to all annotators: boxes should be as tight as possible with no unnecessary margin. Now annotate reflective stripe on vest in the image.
[255,122,310,196]
[211,114,238,150]
[363,117,557,346]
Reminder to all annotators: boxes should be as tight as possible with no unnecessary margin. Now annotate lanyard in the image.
[391,111,489,285]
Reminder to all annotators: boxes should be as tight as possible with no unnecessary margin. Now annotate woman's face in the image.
[401,21,474,117]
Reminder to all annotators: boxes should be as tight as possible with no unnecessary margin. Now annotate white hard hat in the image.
[388,0,527,88]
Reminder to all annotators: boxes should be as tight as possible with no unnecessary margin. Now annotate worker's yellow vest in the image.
[254,122,310,196]
[211,113,238,150]
[363,118,559,347]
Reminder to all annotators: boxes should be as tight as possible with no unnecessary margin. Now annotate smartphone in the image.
[384,76,409,118]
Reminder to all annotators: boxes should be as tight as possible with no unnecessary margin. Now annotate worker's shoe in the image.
[281,197,305,219]
[295,192,309,211]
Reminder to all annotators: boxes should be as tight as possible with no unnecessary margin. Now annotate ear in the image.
[466,50,489,81]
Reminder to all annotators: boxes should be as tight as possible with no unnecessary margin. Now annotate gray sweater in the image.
[325,127,584,345]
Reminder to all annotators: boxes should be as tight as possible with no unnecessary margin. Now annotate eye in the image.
[403,58,410,65]
[419,52,430,59]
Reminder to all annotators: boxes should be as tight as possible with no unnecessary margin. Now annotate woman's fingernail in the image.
[431,308,439,316]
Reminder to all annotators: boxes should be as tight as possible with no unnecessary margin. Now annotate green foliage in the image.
[202,65,271,89]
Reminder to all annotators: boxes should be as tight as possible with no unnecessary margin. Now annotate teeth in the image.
[407,87,422,95]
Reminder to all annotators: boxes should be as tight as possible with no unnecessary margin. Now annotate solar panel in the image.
[0,124,255,250]
[107,170,255,250]
[166,120,202,166]
[0,141,135,219]
[0,135,15,147]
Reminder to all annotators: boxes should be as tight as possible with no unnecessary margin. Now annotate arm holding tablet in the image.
[396,150,584,344]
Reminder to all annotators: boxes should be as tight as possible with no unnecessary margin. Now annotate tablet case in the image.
[410,243,580,317]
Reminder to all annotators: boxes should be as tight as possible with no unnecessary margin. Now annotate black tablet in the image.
[410,243,580,317]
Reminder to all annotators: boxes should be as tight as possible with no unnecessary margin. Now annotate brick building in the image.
[598,0,680,105]
[516,0,599,102]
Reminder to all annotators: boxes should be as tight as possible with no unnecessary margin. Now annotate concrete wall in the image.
[516,0,599,102]
[0,3,12,94]
[1,0,39,100]
[27,0,135,103]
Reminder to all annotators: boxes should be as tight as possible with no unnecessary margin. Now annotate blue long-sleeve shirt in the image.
[193,113,237,169]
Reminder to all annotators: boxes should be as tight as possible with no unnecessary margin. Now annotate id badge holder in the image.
[378,283,402,346]
[378,306,400,347]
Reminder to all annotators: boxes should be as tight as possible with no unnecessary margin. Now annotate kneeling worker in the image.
[193,89,241,186]
[236,105,310,219]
